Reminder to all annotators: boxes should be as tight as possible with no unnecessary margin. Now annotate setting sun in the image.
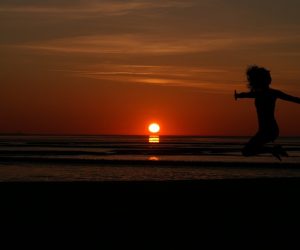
[148,123,160,133]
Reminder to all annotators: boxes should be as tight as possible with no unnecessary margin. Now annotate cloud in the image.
[15,33,290,55]
[0,1,193,15]
[55,64,240,93]
[15,30,297,92]
[55,64,225,78]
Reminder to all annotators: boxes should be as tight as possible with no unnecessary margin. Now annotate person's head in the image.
[246,65,272,91]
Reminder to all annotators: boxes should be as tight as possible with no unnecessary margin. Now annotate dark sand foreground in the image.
[2,175,300,243]
[2,177,300,221]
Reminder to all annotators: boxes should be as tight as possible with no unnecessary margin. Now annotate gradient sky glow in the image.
[1,0,300,135]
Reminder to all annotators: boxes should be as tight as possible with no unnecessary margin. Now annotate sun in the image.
[148,123,160,133]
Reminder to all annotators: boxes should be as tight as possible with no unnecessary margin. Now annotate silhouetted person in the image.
[235,65,300,160]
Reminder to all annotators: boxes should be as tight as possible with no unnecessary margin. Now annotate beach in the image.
[1,160,300,182]
[2,135,300,230]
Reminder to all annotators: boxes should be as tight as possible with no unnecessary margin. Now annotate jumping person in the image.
[235,65,300,160]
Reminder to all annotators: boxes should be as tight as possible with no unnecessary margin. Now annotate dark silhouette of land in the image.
[235,65,300,160]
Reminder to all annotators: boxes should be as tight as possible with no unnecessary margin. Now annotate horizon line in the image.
[1,133,300,138]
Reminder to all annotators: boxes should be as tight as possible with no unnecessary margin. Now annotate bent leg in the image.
[242,131,287,159]
[242,132,271,157]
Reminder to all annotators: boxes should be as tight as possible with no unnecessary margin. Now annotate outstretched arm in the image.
[234,90,255,100]
[277,90,300,104]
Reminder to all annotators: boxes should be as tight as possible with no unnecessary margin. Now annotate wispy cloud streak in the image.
[15,33,293,55]
[56,64,241,93]
[0,1,193,15]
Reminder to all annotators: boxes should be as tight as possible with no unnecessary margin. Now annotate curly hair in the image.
[246,65,272,91]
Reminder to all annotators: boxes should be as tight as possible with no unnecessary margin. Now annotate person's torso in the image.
[254,89,278,131]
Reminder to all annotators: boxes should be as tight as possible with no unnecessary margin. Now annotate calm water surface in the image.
[0,135,300,181]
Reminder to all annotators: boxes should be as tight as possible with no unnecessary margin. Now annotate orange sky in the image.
[1,0,300,135]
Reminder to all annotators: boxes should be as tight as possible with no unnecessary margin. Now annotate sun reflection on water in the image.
[149,135,159,143]
[148,156,159,161]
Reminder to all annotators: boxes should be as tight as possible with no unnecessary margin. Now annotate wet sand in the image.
[1,158,300,181]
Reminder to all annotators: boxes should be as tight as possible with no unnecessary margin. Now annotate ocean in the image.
[0,135,300,181]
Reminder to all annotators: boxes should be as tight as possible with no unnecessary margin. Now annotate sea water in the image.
[0,135,300,181]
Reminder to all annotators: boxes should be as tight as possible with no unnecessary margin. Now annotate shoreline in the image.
[1,159,300,181]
